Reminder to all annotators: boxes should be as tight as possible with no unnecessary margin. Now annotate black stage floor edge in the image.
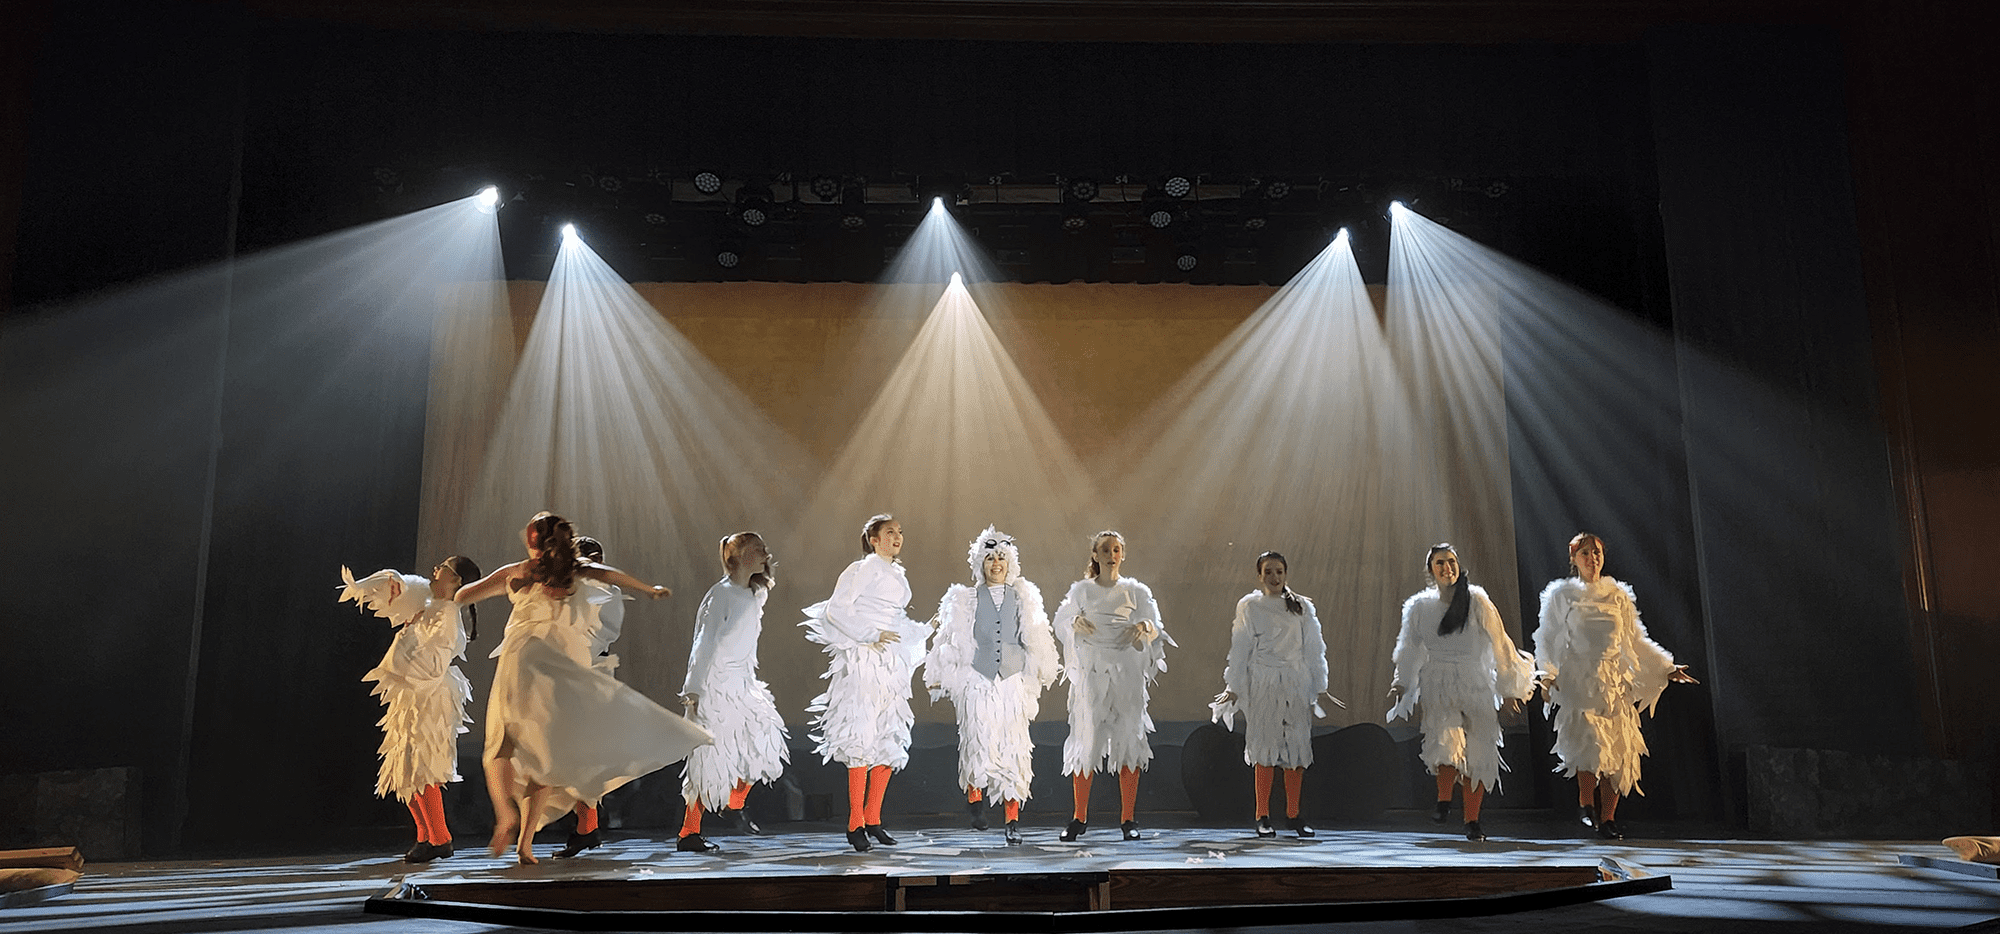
[364,863,1673,931]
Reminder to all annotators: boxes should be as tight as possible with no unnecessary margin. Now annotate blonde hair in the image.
[721,532,775,592]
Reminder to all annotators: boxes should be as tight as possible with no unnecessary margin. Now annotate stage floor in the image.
[4,815,1998,933]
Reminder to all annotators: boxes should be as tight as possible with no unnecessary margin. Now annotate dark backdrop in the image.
[2,1,1962,852]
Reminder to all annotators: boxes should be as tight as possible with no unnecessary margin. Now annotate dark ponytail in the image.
[443,554,482,640]
[1256,551,1304,615]
[1426,544,1471,636]
[524,512,583,591]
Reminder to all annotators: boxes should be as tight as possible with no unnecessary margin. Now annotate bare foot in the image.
[516,845,538,866]
[488,821,517,857]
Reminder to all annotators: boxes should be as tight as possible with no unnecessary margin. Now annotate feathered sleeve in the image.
[684,586,723,696]
[1212,594,1254,728]
[924,585,975,701]
[803,560,876,651]
[1300,595,1329,696]
[1052,582,1083,684]
[1388,591,1428,722]
[1222,595,1253,700]
[1472,588,1534,703]
[1615,579,1677,715]
[1533,580,1573,690]
[1018,579,1060,688]
[1129,580,1172,682]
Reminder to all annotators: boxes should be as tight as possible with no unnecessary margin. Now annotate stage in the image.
[4,815,1998,933]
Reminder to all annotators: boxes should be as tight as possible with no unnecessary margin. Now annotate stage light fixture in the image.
[717,249,741,268]
[931,196,947,214]
[1148,208,1174,229]
[1163,175,1192,199]
[1389,200,1408,217]
[1063,209,1089,232]
[475,186,501,213]
[693,171,723,195]
[597,175,623,192]
[841,212,867,231]
[644,212,666,225]
[810,175,841,202]
[1244,215,1267,230]
[1175,253,1198,271]
[1067,177,1100,202]
[1265,179,1292,200]
[561,223,579,242]
[740,204,768,227]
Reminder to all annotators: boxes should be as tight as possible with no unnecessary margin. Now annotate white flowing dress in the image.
[1388,585,1536,791]
[681,578,790,810]
[801,554,930,769]
[1054,577,1172,775]
[1533,576,1677,797]
[485,579,713,830]
[1218,592,1328,769]
[924,580,1060,802]
[353,573,473,801]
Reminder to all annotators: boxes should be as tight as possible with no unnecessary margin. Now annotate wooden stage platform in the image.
[365,823,1670,930]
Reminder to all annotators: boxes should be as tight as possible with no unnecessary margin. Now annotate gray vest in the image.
[973,584,1026,680]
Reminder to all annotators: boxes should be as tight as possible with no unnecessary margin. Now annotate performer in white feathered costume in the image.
[1388,544,1535,842]
[1211,551,1340,839]
[549,535,631,860]
[454,512,712,865]
[340,556,479,863]
[1533,531,1696,840]
[1054,530,1173,842]
[674,532,790,854]
[801,514,931,852]
[923,527,1059,846]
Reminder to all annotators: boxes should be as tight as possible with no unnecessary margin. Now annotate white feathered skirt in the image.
[1241,663,1315,769]
[950,672,1041,802]
[1547,656,1651,796]
[1413,657,1510,791]
[806,646,919,769]
[682,670,790,810]
[1062,649,1155,775]
[371,667,473,801]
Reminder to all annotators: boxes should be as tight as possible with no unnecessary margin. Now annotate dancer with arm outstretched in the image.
[455,512,711,864]
[340,555,481,863]
[1532,532,1696,840]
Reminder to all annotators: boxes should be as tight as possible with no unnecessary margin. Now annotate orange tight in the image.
[846,766,892,830]
[1252,766,1307,819]
[681,780,755,837]
[1070,768,1142,823]
[405,784,450,844]
[1436,766,1488,822]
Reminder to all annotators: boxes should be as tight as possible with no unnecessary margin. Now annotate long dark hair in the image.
[1086,530,1122,579]
[524,512,584,590]
[1256,551,1304,615]
[1426,543,1472,636]
[859,514,896,557]
[442,554,482,640]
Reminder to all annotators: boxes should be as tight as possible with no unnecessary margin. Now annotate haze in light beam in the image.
[783,272,1099,720]
[1385,207,1523,642]
[1113,234,1429,723]
[455,231,808,706]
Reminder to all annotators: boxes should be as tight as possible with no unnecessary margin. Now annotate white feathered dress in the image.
[925,580,1060,803]
[1054,577,1172,775]
[1388,585,1535,792]
[345,569,474,802]
[801,554,930,769]
[1533,576,1677,797]
[485,580,713,830]
[1219,592,1328,769]
[681,578,790,810]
